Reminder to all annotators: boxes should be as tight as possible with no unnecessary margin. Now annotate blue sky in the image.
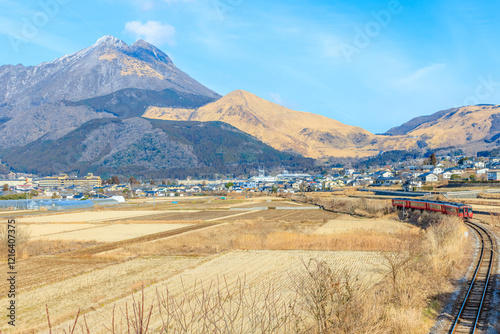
[1,0,499,133]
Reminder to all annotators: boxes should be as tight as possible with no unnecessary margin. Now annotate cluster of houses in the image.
[1,155,500,197]
[343,156,500,190]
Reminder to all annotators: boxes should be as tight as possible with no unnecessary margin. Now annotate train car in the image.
[391,198,473,220]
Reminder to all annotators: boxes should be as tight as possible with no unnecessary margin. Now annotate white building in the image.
[487,169,500,181]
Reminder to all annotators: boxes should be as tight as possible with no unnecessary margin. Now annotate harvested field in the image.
[125,198,248,210]
[471,204,500,213]
[18,211,169,223]
[52,250,387,333]
[126,196,216,204]
[234,200,306,208]
[4,255,206,332]
[0,257,115,293]
[442,197,500,206]
[122,210,239,222]
[28,223,100,238]
[228,208,337,222]
[32,223,191,242]
[64,222,221,257]
[313,215,411,234]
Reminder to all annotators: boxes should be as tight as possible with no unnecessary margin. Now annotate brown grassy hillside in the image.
[144,90,380,158]
[143,92,500,158]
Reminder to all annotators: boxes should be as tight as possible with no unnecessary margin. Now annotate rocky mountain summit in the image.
[0,36,220,147]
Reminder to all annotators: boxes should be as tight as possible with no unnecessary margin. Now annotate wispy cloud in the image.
[124,21,176,46]
[399,63,447,87]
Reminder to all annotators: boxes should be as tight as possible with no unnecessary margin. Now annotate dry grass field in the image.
[0,195,474,333]
[3,256,206,332]
[233,200,308,208]
[124,197,251,211]
[51,250,387,333]
[122,210,244,222]
[30,223,192,242]
[313,214,412,234]
[471,203,500,213]
[18,211,169,223]
[0,257,114,293]
[223,208,336,222]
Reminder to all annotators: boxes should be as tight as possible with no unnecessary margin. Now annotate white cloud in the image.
[124,21,176,46]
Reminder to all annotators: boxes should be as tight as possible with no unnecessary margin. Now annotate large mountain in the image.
[143,90,379,158]
[383,105,500,152]
[0,35,220,147]
[0,118,310,177]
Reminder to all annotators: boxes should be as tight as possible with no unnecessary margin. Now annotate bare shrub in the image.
[435,194,448,202]
[126,286,153,333]
[0,222,31,257]
[322,197,393,218]
[401,210,446,229]
[291,258,367,334]
[356,197,394,217]
[155,277,299,333]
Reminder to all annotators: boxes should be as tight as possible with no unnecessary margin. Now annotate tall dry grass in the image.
[124,218,409,256]
[123,219,322,256]
[234,230,412,252]
[375,213,471,332]
[477,192,500,199]
[290,258,384,334]
[0,222,31,258]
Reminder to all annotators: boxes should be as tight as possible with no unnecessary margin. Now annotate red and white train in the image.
[391,198,473,220]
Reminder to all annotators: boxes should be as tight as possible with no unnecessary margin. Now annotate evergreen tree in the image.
[430,153,437,165]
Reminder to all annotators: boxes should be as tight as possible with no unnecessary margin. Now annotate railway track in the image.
[449,220,496,334]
